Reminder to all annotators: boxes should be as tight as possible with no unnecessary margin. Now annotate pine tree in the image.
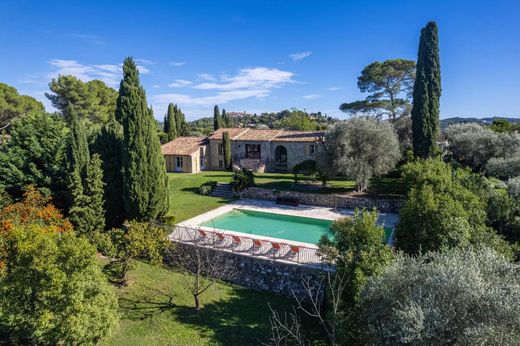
[222,108,230,127]
[213,105,221,130]
[411,21,441,158]
[164,103,177,141]
[93,121,125,228]
[116,57,169,221]
[223,131,231,170]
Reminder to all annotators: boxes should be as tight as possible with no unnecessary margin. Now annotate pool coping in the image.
[175,199,399,248]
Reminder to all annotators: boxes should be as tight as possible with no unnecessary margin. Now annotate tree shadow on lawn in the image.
[172,288,275,345]
[118,287,178,322]
[117,283,303,345]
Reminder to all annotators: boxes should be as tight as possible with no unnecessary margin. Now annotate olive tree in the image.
[508,176,520,201]
[445,123,520,172]
[360,247,520,345]
[317,117,400,191]
[486,154,520,180]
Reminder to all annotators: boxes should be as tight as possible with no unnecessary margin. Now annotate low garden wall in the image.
[165,242,326,299]
[239,187,403,213]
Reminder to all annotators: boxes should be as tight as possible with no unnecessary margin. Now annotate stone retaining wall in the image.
[166,242,326,299]
[239,187,403,213]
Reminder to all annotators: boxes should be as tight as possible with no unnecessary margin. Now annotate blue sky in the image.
[1,0,520,121]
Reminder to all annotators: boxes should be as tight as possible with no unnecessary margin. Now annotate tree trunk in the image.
[193,294,200,310]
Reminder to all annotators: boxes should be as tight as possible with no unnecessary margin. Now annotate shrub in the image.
[230,169,254,192]
[292,159,318,183]
[360,247,520,345]
[198,181,216,195]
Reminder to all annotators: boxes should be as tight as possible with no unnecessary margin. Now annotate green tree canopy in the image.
[411,21,442,158]
[116,57,168,221]
[340,59,415,119]
[396,159,513,258]
[318,210,395,344]
[275,109,318,130]
[0,82,44,130]
[46,75,118,125]
[0,113,68,203]
[0,224,119,345]
[360,247,520,345]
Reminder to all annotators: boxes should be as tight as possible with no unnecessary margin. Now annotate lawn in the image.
[168,171,403,222]
[101,260,301,346]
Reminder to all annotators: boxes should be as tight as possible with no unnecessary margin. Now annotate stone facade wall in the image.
[269,142,317,172]
[240,187,403,213]
[208,138,224,170]
[166,242,326,298]
[206,137,318,173]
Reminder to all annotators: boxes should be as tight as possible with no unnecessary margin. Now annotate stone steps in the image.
[209,183,234,198]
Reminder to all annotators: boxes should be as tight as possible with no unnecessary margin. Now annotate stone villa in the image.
[161,128,324,173]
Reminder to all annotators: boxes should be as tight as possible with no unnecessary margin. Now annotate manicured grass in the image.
[101,260,299,346]
[168,171,403,223]
[168,171,233,222]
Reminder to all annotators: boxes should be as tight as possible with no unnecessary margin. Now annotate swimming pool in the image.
[201,209,333,244]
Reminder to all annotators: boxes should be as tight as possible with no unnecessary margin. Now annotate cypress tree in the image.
[223,131,231,170]
[411,21,442,158]
[116,57,169,221]
[67,111,90,180]
[93,121,125,228]
[213,105,221,130]
[164,103,177,141]
[222,108,230,127]
[174,104,185,137]
[69,154,105,236]
[66,111,89,214]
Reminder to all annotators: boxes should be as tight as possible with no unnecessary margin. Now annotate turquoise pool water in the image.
[201,209,333,244]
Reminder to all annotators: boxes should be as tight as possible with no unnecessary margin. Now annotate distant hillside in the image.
[441,116,520,129]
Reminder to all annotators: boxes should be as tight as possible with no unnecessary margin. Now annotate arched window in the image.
[275,145,288,172]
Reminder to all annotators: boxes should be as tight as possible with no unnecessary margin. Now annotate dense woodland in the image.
[0,21,519,345]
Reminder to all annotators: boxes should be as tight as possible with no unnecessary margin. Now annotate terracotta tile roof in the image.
[161,137,207,156]
[235,129,284,141]
[207,128,324,142]
[272,130,324,142]
[208,128,249,140]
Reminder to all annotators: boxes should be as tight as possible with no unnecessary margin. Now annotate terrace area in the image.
[169,199,399,268]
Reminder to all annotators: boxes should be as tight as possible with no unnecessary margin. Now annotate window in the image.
[218,160,224,168]
[245,144,261,159]
[176,157,183,168]
[200,147,204,167]
[218,143,224,155]
[309,144,318,154]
